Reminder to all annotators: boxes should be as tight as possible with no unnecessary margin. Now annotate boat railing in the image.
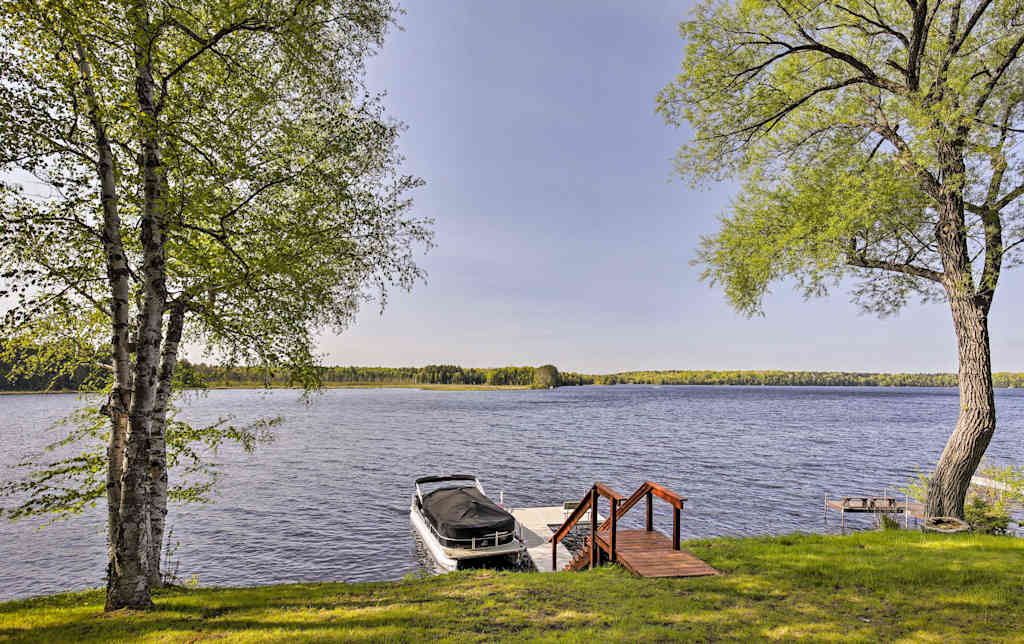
[414,474,485,504]
[414,497,521,550]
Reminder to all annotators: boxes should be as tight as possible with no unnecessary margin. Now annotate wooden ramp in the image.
[595,529,719,577]
[554,481,719,578]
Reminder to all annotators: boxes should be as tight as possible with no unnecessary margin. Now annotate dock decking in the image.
[509,506,573,573]
[553,481,720,578]
[510,505,606,573]
[594,529,719,577]
[825,495,926,530]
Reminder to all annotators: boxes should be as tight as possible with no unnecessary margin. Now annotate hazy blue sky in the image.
[321,0,1024,374]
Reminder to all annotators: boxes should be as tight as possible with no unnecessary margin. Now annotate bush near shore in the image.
[2,531,1021,643]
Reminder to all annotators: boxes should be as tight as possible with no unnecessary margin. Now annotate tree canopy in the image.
[658,0,1024,518]
[1,0,430,609]
[658,0,1024,316]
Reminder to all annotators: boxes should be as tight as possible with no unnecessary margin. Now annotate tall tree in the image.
[1,0,430,609]
[658,0,1024,518]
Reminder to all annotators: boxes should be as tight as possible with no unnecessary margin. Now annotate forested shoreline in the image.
[4,356,1024,392]
[599,370,1024,388]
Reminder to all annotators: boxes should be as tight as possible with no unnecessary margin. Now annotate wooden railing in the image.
[600,481,687,550]
[552,480,688,571]
[551,482,625,570]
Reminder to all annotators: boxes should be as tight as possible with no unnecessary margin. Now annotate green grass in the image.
[2,531,1022,642]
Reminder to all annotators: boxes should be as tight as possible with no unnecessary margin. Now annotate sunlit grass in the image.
[1,531,1021,642]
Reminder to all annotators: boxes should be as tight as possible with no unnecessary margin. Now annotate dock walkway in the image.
[510,505,605,573]
[594,529,719,577]
[509,506,573,573]
[554,481,720,578]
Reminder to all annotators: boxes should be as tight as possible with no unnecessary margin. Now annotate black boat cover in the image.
[420,486,516,541]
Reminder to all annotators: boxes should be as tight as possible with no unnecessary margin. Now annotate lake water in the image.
[2,385,1023,601]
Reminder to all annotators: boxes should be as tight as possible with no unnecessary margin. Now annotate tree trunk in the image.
[147,301,186,587]
[73,41,135,600]
[927,174,997,518]
[926,296,996,518]
[107,0,167,610]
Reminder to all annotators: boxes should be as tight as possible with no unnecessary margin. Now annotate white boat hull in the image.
[410,503,523,571]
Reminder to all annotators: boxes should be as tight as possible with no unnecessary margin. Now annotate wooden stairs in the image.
[552,481,719,578]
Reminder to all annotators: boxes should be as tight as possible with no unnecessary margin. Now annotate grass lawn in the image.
[1,531,1022,643]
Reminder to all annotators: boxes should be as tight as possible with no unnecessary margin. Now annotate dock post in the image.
[552,536,557,572]
[672,507,680,550]
[645,491,653,532]
[610,498,618,562]
[590,486,598,569]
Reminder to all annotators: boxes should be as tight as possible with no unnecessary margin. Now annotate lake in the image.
[2,385,1022,601]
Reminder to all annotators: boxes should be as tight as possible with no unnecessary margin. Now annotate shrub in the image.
[899,468,929,504]
[879,513,901,530]
[964,496,1011,535]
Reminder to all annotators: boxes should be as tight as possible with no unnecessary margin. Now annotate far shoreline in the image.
[0,383,535,395]
[6,381,1024,396]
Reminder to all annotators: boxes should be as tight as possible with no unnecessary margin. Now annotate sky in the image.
[320,0,1024,374]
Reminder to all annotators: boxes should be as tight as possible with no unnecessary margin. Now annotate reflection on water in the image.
[1,385,1022,600]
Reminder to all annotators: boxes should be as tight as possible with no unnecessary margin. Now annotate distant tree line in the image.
[596,370,1024,388]
[195,363,593,388]
[7,350,1024,392]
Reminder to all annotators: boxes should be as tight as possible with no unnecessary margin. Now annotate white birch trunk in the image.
[147,301,186,586]
[72,41,135,602]
[106,0,168,609]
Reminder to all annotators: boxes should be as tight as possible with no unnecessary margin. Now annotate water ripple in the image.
[1,385,1022,600]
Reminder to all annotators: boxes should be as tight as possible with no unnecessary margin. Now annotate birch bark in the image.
[106,0,168,609]
[72,41,135,598]
[147,300,186,586]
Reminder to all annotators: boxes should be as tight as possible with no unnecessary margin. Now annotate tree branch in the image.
[834,4,909,46]
[158,17,273,113]
[716,77,869,142]
[772,0,905,94]
[995,183,1024,211]
[970,32,1024,122]
[977,205,1003,311]
[847,253,944,283]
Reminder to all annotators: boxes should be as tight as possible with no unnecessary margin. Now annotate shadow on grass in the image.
[2,532,1022,643]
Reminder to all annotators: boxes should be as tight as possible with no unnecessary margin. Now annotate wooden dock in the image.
[553,481,719,578]
[509,505,602,573]
[825,476,1022,532]
[825,494,926,531]
[590,529,719,577]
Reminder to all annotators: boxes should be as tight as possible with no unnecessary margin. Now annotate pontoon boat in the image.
[410,474,524,571]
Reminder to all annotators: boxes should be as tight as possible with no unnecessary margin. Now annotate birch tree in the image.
[1,0,430,609]
[658,0,1024,519]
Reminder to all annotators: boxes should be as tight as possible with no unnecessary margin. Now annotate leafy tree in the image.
[658,0,1024,518]
[0,0,429,609]
[533,364,560,388]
